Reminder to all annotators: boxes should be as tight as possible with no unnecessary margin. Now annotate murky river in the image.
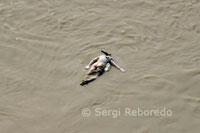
[0,0,200,132]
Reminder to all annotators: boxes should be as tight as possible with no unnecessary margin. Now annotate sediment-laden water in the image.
[0,0,200,132]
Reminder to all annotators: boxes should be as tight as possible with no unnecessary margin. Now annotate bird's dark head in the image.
[101,50,111,56]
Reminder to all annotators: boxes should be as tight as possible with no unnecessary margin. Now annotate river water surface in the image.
[0,0,200,133]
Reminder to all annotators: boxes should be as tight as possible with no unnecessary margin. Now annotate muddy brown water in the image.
[0,0,200,133]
